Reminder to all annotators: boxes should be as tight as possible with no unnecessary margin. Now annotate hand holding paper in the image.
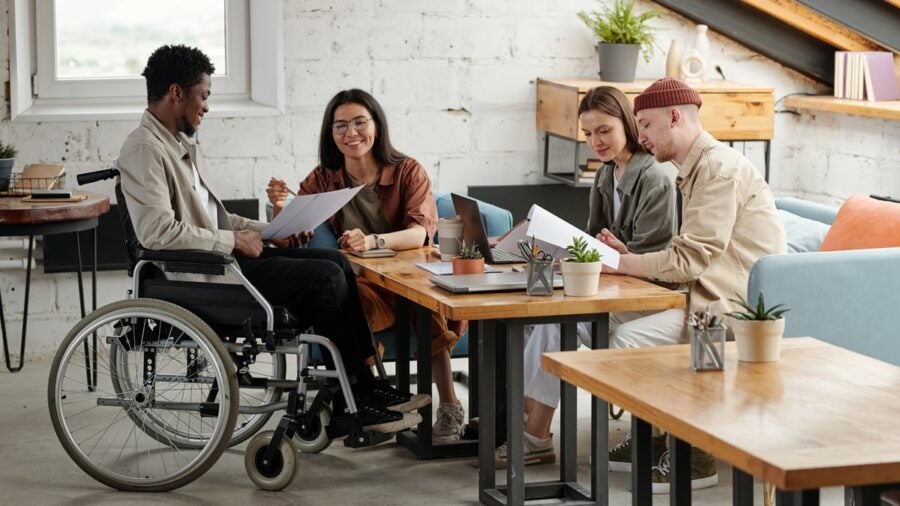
[262,186,363,240]
[523,205,620,269]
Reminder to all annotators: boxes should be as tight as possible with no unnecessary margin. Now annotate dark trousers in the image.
[237,247,375,378]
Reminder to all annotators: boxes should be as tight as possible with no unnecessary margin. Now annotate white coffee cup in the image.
[436,217,464,261]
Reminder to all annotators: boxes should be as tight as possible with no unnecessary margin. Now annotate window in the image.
[9,0,283,121]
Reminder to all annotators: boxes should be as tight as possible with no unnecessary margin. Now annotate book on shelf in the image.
[833,51,899,102]
[862,52,900,102]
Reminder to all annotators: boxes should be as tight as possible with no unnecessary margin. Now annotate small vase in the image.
[665,39,682,79]
[451,257,484,275]
[0,158,14,192]
[692,24,710,82]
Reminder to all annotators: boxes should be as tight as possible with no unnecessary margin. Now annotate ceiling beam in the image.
[740,0,880,51]
[653,0,836,84]
[796,0,900,52]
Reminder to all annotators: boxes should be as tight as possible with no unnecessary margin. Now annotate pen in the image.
[270,178,297,196]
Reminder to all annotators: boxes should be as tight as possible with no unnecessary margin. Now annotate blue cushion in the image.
[777,209,830,253]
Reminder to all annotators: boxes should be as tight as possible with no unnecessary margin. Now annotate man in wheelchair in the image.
[117,45,426,438]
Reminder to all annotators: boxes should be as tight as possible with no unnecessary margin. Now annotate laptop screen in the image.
[451,193,494,263]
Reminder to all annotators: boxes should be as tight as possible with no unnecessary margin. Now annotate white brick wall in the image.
[1,0,898,361]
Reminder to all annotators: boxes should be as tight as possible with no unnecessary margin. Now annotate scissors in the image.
[517,239,535,263]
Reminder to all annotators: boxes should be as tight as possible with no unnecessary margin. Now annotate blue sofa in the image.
[747,197,900,365]
[268,192,514,359]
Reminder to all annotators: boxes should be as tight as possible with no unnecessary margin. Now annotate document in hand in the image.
[262,186,364,240]
[523,205,620,269]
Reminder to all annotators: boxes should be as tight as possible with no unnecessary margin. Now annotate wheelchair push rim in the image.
[48,299,238,492]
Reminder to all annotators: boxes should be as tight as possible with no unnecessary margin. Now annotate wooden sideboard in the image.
[536,78,776,184]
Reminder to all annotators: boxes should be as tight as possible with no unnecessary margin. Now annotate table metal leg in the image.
[764,140,772,183]
[847,485,882,506]
[468,321,480,419]
[669,435,691,506]
[415,305,433,453]
[732,468,754,506]
[505,320,525,505]
[395,297,410,394]
[90,228,98,389]
[1,236,34,372]
[631,417,652,506]
[560,322,578,484]
[591,317,609,506]
[479,320,498,500]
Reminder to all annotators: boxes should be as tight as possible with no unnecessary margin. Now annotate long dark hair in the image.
[318,89,406,170]
[577,86,646,155]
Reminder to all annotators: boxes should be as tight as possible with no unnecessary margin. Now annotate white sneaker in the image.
[432,401,465,444]
[493,433,555,469]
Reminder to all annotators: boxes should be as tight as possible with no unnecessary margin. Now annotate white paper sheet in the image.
[415,262,501,276]
[262,186,364,240]
[524,204,620,269]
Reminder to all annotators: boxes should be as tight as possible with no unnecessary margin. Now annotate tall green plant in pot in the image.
[0,141,18,192]
[577,0,661,82]
[560,236,603,296]
[725,292,790,363]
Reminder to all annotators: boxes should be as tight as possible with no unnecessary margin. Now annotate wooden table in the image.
[349,248,685,505]
[0,191,110,372]
[542,338,900,506]
[536,78,776,184]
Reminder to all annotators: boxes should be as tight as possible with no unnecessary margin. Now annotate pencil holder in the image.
[525,259,554,296]
[691,324,726,371]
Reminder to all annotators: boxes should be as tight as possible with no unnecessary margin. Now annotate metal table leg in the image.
[631,417,652,506]
[1,236,34,372]
[669,435,691,505]
[733,468,754,506]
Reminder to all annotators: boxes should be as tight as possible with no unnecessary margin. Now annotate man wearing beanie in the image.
[598,77,786,493]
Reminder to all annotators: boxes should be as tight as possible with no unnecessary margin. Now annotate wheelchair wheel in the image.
[294,404,332,453]
[48,299,238,492]
[245,430,298,491]
[229,350,286,447]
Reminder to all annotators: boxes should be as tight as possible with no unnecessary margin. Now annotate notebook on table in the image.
[451,193,523,264]
[430,272,563,294]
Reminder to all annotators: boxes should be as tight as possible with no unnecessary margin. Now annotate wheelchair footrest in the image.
[343,430,394,448]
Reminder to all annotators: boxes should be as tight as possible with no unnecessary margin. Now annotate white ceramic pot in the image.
[559,260,602,296]
[728,317,785,363]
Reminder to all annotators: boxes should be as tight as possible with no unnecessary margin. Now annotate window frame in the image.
[9,0,283,121]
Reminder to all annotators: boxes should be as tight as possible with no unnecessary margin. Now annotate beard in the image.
[179,114,197,137]
[650,137,676,163]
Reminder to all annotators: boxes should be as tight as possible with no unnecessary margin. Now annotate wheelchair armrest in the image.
[136,248,235,276]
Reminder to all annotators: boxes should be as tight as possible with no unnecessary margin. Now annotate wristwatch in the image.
[373,234,386,249]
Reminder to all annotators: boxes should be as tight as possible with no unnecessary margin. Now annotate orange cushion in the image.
[820,193,900,251]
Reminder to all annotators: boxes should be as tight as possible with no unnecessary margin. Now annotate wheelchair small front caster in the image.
[245,430,298,491]
[294,405,332,454]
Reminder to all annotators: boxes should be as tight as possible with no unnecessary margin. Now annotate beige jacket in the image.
[117,110,265,256]
[642,132,786,315]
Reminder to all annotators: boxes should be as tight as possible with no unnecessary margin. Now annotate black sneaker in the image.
[358,379,431,413]
[329,401,422,436]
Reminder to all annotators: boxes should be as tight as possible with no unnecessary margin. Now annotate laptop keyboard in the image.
[491,247,524,263]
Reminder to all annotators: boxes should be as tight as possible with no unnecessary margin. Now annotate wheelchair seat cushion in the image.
[141,279,302,335]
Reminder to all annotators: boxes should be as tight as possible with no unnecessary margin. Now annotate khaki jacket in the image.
[586,150,677,254]
[117,110,265,256]
[642,132,786,315]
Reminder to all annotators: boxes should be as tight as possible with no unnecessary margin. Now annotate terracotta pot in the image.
[559,260,602,296]
[729,317,785,363]
[451,257,484,275]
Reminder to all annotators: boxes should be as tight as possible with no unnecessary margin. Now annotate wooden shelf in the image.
[784,95,900,120]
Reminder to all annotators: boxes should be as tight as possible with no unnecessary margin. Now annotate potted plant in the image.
[725,292,790,363]
[452,240,485,275]
[577,0,661,82]
[0,141,17,192]
[560,236,603,296]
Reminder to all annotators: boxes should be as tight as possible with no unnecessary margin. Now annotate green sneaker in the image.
[608,433,667,472]
[650,448,718,494]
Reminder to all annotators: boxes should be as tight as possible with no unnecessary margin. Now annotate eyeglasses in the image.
[332,116,373,135]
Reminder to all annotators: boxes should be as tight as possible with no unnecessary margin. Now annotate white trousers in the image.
[523,308,686,408]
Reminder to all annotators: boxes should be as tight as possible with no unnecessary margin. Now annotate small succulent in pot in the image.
[0,141,17,159]
[564,236,601,263]
[725,292,790,321]
[457,240,483,260]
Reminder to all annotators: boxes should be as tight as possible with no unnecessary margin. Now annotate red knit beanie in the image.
[633,78,702,114]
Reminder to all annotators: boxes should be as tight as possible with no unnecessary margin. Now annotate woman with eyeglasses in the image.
[267,89,468,444]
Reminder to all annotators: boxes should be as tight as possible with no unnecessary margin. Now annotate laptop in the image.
[430,272,563,294]
[451,193,524,264]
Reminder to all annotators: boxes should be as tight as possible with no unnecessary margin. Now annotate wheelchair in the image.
[47,169,392,492]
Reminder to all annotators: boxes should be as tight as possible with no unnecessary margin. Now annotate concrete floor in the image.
[1,356,847,506]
